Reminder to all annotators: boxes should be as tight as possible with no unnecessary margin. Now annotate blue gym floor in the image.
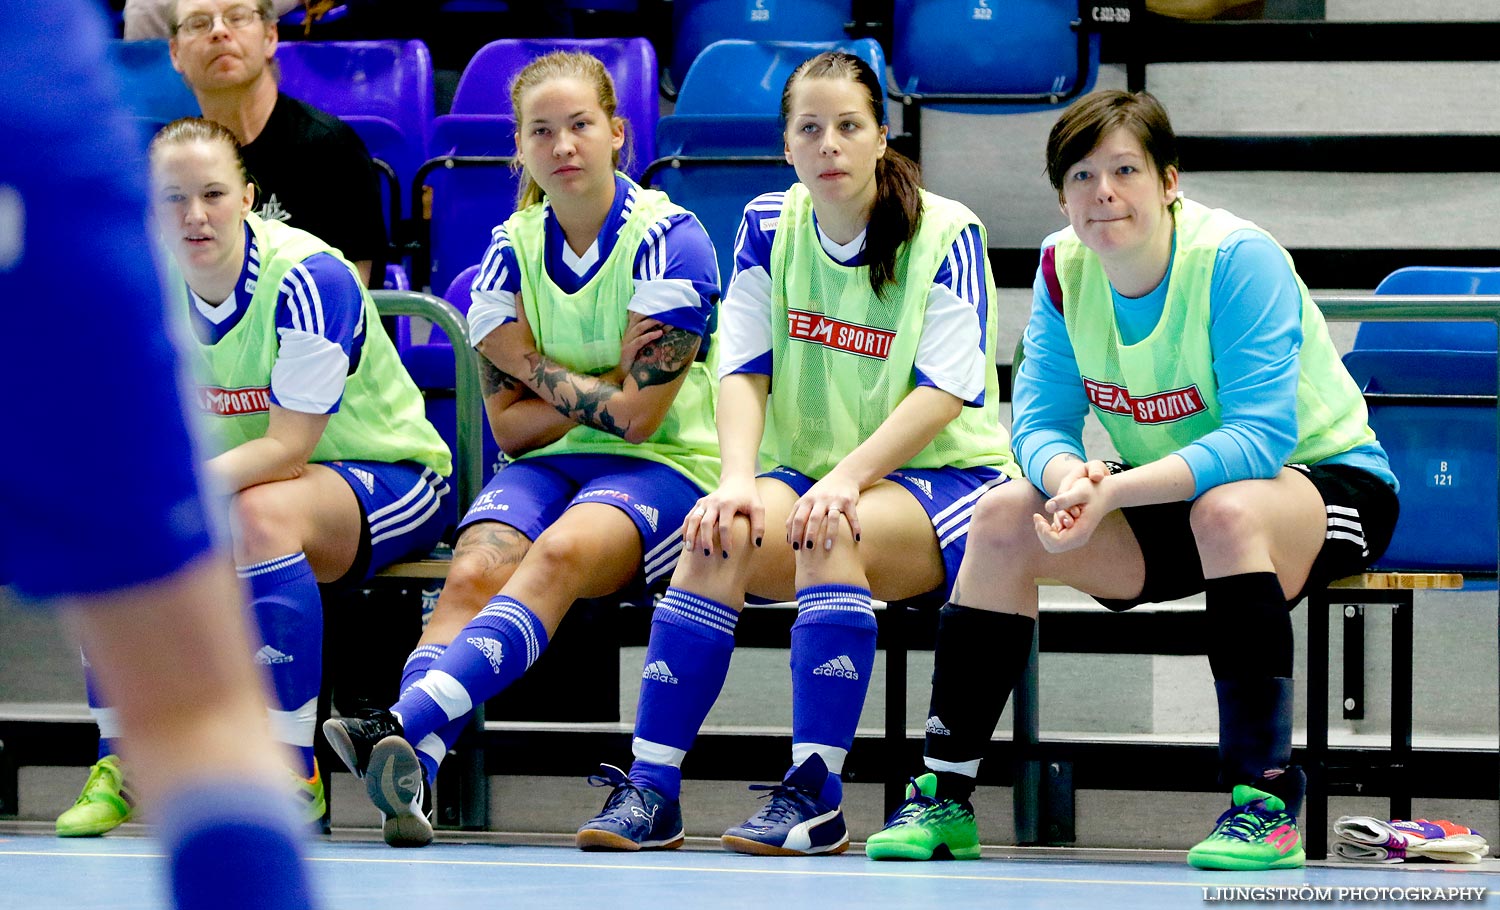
[3,828,1497,909]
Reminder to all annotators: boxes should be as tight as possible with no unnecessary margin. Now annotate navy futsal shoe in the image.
[322,707,404,778]
[721,754,849,856]
[576,764,685,851]
[365,736,434,847]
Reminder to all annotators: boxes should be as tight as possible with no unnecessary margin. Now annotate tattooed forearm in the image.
[480,356,523,396]
[524,351,630,438]
[628,326,699,390]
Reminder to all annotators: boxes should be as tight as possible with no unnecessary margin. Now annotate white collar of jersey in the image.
[186,223,256,321]
[190,287,241,324]
[815,221,867,264]
[560,238,601,276]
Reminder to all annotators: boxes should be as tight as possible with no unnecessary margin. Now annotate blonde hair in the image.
[509,50,630,209]
[150,116,251,186]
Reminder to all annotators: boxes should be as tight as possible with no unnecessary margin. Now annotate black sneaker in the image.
[576,764,685,851]
[322,708,403,778]
[365,736,433,848]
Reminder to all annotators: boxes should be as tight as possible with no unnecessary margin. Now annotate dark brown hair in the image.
[510,50,630,210]
[781,51,922,299]
[1046,90,1179,201]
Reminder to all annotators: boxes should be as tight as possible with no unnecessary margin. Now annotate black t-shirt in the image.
[241,93,387,271]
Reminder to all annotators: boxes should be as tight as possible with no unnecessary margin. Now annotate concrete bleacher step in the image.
[1326,0,1500,20]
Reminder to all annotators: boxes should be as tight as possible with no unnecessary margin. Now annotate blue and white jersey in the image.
[468,174,719,356]
[185,222,366,414]
[716,191,991,406]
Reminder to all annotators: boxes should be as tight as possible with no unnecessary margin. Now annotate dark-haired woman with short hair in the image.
[576,51,1019,856]
[885,90,1397,868]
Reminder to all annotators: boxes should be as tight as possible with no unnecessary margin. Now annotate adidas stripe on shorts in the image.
[323,460,451,583]
[457,453,703,604]
[760,464,1011,598]
[1093,462,1399,611]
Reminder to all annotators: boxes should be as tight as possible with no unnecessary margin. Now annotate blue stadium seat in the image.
[889,0,1099,155]
[668,0,850,93]
[649,116,790,289]
[105,40,200,143]
[421,114,521,297]
[449,37,657,172]
[671,38,885,117]
[1341,267,1500,571]
[647,39,883,285]
[418,37,658,292]
[275,39,435,211]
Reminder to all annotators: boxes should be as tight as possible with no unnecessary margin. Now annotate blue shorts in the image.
[324,461,451,583]
[0,3,216,600]
[761,464,1011,598]
[459,453,701,603]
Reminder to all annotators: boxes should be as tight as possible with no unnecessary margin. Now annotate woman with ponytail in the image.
[576,51,1019,857]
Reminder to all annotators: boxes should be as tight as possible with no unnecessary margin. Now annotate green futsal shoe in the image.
[865,773,981,861]
[294,761,328,831]
[56,755,135,837]
[1188,785,1305,871]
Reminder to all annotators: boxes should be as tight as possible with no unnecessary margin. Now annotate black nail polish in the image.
[805,539,813,549]
[792,541,800,551]
[703,548,711,556]
[755,537,763,547]
[855,534,861,542]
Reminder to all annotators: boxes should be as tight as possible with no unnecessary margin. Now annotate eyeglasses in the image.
[175,5,262,37]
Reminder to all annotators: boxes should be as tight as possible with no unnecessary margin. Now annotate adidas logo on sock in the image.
[642,660,678,684]
[349,467,377,494]
[925,715,952,736]
[813,655,860,680]
[633,503,660,532]
[466,636,504,674]
[255,645,293,665]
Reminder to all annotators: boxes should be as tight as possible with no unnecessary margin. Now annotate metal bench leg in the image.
[1390,594,1414,822]
[437,707,489,830]
[884,598,910,818]
[1306,586,1331,861]
[1013,623,1041,845]
[0,738,15,818]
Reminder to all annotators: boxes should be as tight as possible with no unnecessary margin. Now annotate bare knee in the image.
[230,483,301,559]
[1190,486,1267,562]
[670,515,757,592]
[969,481,1048,553]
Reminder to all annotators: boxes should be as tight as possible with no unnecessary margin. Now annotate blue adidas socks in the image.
[390,595,549,751]
[399,643,469,784]
[160,780,317,910]
[628,588,740,800]
[789,584,877,806]
[240,553,323,778]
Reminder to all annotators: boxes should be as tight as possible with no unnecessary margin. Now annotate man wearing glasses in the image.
[168,0,386,287]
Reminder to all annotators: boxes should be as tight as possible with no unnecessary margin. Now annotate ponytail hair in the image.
[781,51,922,298]
[866,149,923,298]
